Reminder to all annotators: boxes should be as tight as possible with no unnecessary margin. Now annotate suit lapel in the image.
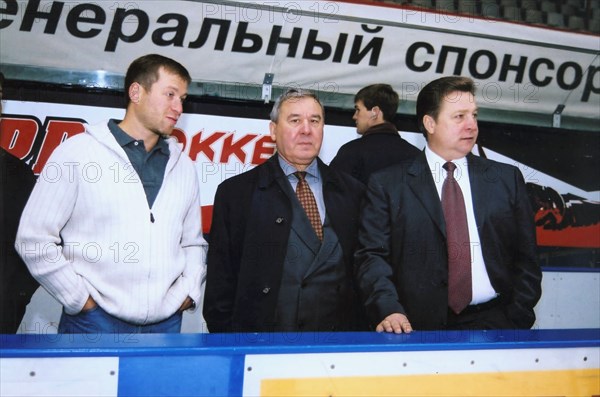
[407,153,446,236]
[289,218,321,255]
[303,217,338,278]
[467,154,488,229]
[268,156,321,255]
[305,160,344,278]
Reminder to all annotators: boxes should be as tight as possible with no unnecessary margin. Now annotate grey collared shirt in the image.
[277,155,326,225]
[108,119,169,208]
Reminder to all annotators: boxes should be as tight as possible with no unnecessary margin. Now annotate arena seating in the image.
[375,0,600,33]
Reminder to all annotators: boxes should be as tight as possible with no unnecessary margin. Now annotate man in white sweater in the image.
[16,54,206,334]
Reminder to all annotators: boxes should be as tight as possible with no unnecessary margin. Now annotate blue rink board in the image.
[1,329,599,396]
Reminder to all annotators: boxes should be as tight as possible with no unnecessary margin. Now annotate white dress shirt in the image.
[425,145,498,305]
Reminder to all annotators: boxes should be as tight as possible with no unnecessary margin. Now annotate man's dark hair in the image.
[124,54,191,103]
[416,76,476,138]
[0,72,4,88]
[354,84,399,122]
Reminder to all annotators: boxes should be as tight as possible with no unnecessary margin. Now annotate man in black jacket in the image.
[0,72,38,333]
[329,84,420,184]
[204,89,366,333]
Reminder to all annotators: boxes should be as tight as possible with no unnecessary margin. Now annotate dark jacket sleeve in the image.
[1,149,38,333]
[504,167,542,328]
[354,172,405,327]
[203,181,242,332]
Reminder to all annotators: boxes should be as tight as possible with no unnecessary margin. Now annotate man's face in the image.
[353,100,372,135]
[133,67,188,137]
[425,91,478,161]
[269,96,324,170]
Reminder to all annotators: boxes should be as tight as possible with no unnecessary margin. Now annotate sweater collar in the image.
[362,121,398,137]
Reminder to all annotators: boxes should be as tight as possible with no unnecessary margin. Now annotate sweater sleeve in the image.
[15,142,89,315]
[179,163,207,310]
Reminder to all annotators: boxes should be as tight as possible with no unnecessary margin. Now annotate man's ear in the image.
[369,106,380,119]
[129,83,140,103]
[423,114,435,135]
[269,121,277,142]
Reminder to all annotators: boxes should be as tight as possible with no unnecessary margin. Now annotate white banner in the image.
[1,1,598,119]
[0,99,359,231]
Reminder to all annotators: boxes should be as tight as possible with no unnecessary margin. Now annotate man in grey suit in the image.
[356,76,542,333]
[204,89,366,333]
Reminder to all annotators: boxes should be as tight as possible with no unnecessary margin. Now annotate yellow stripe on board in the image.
[260,368,600,397]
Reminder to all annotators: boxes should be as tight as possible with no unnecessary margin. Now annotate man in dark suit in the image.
[0,72,38,333]
[329,84,420,184]
[356,76,542,333]
[204,88,366,333]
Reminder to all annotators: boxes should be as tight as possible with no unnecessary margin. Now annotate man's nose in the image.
[173,99,183,114]
[300,119,312,133]
[466,114,477,129]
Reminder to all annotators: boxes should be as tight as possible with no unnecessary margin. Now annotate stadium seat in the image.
[540,1,557,13]
[520,0,539,11]
[436,0,457,11]
[457,0,478,15]
[502,5,523,20]
[525,9,544,23]
[567,15,585,30]
[546,12,566,27]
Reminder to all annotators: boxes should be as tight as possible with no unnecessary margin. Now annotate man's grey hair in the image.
[269,88,324,122]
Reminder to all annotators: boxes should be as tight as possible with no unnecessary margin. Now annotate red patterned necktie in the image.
[294,171,323,241]
[442,162,472,314]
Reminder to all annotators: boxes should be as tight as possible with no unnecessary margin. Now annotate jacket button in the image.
[262,287,270,294]
[275,217,284,224]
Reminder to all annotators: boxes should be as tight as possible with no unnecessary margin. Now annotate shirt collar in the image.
[277,154,320,179]
[425,144,467,176]
[108,119,134,146]
[108,118,169,155]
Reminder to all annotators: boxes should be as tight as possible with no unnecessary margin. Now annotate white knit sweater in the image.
[16,121,207,324]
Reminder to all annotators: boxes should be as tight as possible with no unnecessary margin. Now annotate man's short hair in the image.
[0,72,4,88]
[269,88,324,122]
[354,84,399,122]
[124,54,191,103]
[416,76,475,137]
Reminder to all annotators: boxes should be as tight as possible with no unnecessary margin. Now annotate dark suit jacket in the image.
[0,148,38,333]
[329,122,421,185]
[356,152,542,330]
[204,155,366,332]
